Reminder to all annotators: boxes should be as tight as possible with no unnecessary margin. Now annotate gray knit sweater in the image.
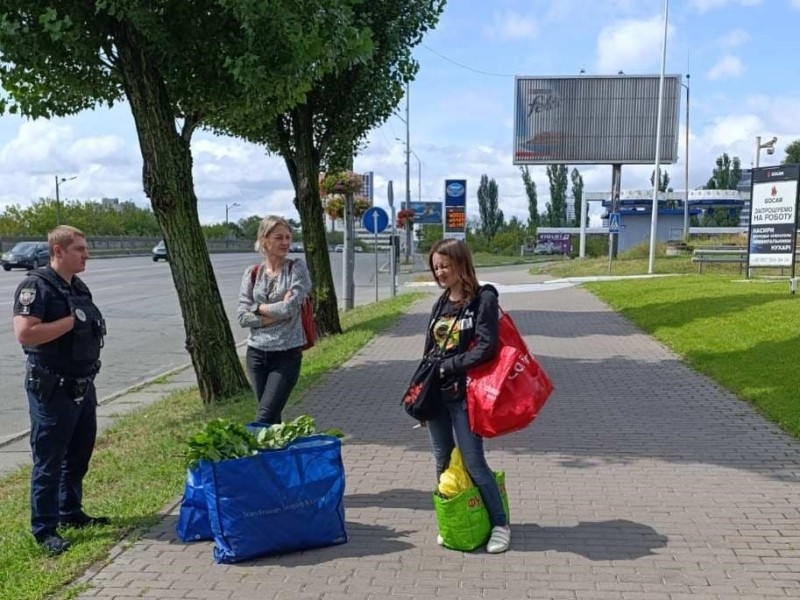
[236,259,312,351]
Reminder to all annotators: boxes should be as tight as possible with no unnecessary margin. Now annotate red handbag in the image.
[298,294,316,351]
[466,308,554,437]
[250,262,315,351]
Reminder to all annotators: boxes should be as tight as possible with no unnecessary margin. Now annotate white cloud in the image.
[792,0,800,9]
[707,55,745,80]
[689,0,762,12]
[484,11,538,42]
[717,28,750,48]
[596,16,675,73]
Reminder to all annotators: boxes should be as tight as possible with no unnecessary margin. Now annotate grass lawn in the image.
[533,255,704,277]
[471,252,553,268]
[583,275,800,438]
[0,293,424,600]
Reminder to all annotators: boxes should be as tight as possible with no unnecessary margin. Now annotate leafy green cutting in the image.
[185,415,345,468]
[185,419,259,469]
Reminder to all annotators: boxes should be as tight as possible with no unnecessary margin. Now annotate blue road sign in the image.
[609,212,620,233]
[363,206,389,234]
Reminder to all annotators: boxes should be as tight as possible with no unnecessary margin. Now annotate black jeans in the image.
[246,346,302,424]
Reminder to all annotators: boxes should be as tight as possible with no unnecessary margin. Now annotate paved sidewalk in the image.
[75,282,800,600]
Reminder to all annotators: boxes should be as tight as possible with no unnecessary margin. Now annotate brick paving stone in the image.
[69,280,800,600]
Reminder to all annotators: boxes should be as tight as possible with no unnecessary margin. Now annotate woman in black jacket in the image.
[423,238,510,553]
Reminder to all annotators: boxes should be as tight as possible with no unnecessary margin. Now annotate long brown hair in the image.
[428,238,479,301]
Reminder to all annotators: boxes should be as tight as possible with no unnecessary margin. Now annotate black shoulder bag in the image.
[401,295,463,422]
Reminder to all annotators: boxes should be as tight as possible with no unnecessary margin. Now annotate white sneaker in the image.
[436,533,444,546]
[486,525,511,554]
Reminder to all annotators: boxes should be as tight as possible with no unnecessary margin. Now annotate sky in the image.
[1,0,799,228]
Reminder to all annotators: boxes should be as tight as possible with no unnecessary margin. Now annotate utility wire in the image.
[420,43,516,78]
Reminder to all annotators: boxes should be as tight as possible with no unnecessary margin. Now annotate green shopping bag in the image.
[433,471,509,551]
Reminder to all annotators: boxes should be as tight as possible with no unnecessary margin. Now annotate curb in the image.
[0,340,248,450]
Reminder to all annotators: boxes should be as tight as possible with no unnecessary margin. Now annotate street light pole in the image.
[54,175,77,226]
[404,81,411,261]
[225,202,241,225]
[410,150,421,202]
[55,175,60,226]
[648,0,670,275]
[682,74,690,240]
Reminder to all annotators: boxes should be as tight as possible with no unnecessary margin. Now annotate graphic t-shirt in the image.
[431,299,462,356]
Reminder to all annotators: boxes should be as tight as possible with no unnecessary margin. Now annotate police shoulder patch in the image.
[18,288,36,306]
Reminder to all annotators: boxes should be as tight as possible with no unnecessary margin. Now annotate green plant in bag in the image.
[184,416,346,467]
[185,419,259,469]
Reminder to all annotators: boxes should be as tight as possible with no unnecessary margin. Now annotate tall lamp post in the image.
[410,150,422,203]
[54,175,77,226]
[393,82,412,261]
[681,74,690,240]
[225,202,240,225]
[755,135,777,168]
[647,0,670,275]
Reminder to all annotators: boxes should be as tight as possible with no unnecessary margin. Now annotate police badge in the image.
[18,288,36,305]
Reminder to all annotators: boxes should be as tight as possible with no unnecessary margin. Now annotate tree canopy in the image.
[208,0,445,336]
[783,139,800,165]
[0,0,374,402]
[705,153,741,190]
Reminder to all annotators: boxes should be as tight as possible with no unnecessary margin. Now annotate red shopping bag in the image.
[466,308,554,437]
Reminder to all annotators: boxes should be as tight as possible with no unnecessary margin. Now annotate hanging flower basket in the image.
[320,170,363,196]
[397,208,415,228]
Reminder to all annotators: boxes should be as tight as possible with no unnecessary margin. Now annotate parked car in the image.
[289,242,304,253]
[1,241,49,271]
[334,244,344,253]
[152,240,168,262]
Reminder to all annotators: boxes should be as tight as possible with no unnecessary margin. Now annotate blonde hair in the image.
[48,225,85,257]
[428,238,480,300]
[254,215,292,254]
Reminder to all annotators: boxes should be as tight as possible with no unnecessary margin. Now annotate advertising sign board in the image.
[747,165,800,268]
[407,201,443,225]
[513,75,682,165]
[444,179,467,240]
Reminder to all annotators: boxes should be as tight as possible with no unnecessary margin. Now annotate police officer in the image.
[12,225,109,555]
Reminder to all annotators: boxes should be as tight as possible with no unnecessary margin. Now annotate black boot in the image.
[59,512,111,529]
[36,532,71,556]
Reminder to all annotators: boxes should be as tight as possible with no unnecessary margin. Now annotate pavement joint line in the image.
[0,339,248,450]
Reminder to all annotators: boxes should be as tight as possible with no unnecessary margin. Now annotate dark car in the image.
[152,240,168,262]
[1,241,49,271]
[289,242,304,253]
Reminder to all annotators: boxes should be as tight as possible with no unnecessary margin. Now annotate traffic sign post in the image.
[363,207,389,302]
[608,212,620,273]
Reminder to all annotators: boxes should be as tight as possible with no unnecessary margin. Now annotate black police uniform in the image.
[12,265,106,543]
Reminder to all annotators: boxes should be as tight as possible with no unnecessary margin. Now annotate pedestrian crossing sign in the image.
[609,212,620,233]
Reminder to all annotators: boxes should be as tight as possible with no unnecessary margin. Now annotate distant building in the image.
[584,188,743,252]
[737,169,752,227]
[101,197,123,212]
[566,197,576,223]
[360,171,374,205]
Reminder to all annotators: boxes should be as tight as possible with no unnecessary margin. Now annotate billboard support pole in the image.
[648,0,670,274]
[610,164,622,258]
[579,192,587,258]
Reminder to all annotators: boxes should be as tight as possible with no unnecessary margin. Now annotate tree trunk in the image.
[286,106,342,336]
[114,23,250,403]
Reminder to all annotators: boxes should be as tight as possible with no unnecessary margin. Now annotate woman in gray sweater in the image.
[237,215,312,424]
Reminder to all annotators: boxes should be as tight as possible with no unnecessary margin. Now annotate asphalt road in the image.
[0,251,408,442]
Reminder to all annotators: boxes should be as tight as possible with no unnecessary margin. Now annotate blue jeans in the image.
[246,346,302,424]
[27,371,97,539]
[427,400,508,527]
